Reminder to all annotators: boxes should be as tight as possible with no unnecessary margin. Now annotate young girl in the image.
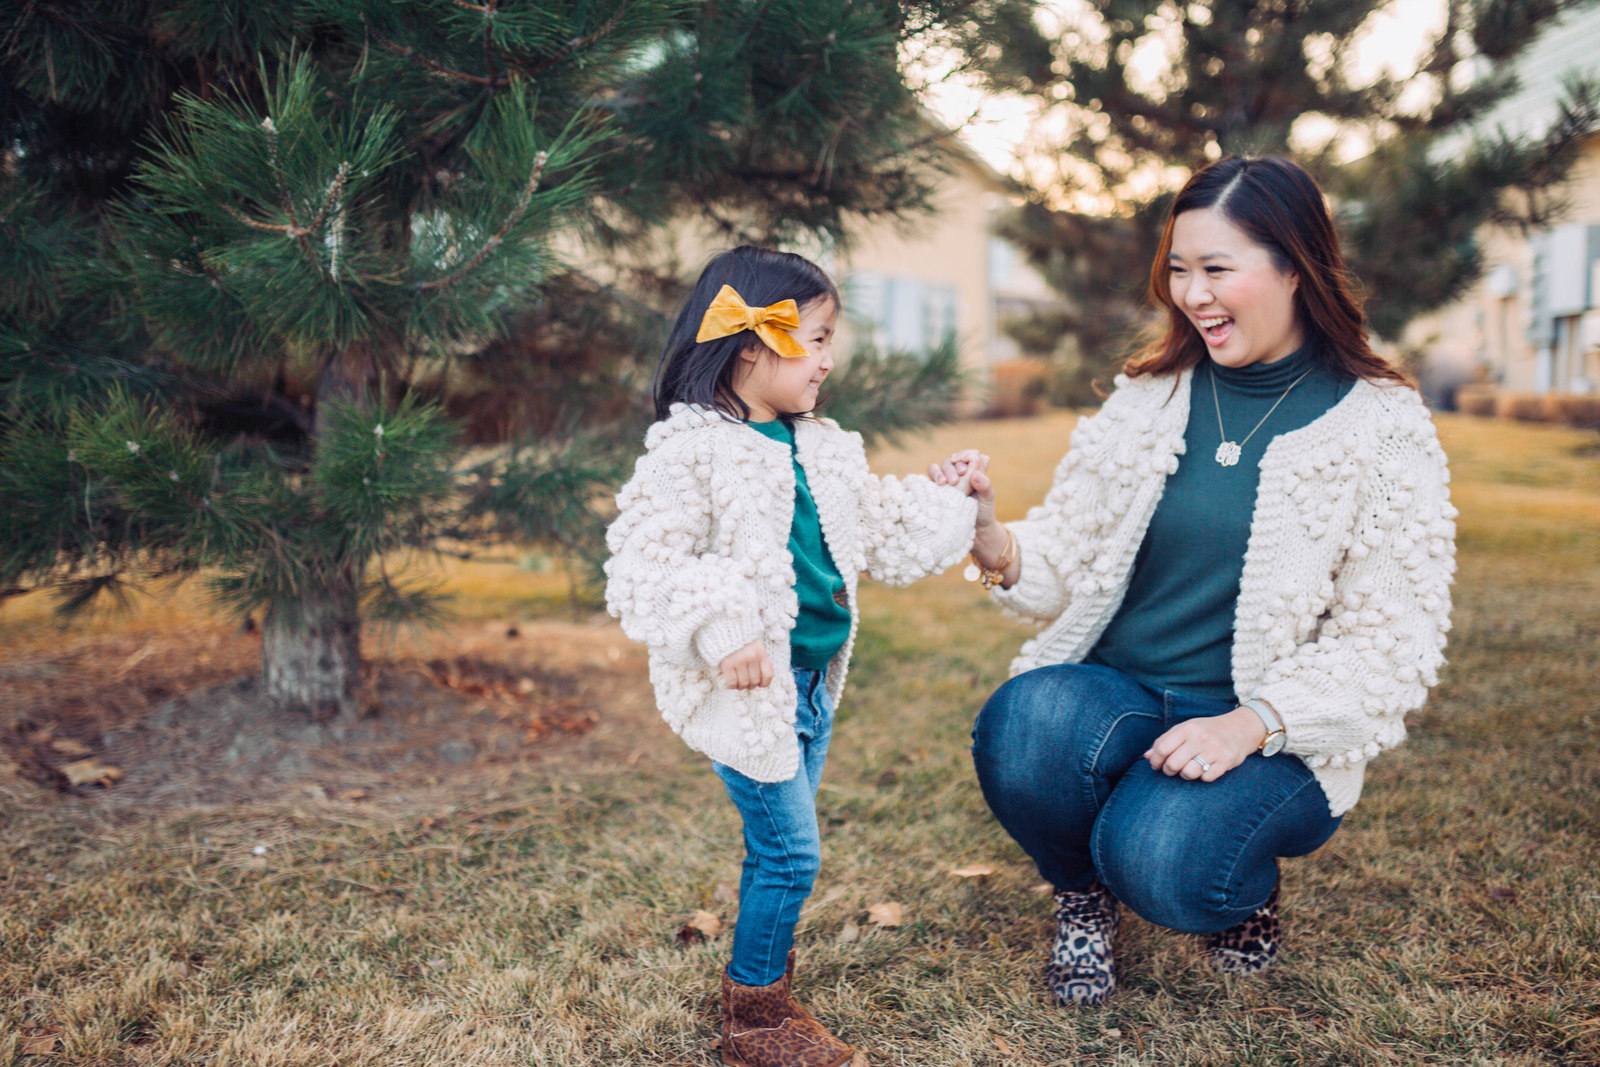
[605,246,982,1067]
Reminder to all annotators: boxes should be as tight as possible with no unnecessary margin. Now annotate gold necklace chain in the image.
[1209,361,1314,467]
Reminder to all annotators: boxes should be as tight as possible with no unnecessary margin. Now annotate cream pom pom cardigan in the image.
[992,370,1457,816]
[605,404,978,782]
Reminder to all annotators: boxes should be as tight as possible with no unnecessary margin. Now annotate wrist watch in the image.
[1241,698,1286,757]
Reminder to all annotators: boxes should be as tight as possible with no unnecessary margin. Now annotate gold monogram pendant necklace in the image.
[1209,361,1314,467]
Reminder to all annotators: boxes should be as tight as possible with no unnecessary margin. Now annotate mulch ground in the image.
[0,616,668,815]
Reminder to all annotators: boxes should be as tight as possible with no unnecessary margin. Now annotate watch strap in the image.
[1242,698,1285,752]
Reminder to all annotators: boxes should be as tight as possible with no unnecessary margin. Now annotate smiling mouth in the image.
[1196,316,1234,346]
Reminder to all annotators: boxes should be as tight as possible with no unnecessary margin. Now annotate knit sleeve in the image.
[851,444,979,587]
[987,408,1129,624]
[603,439,764,670]
[1256,419,1456,779]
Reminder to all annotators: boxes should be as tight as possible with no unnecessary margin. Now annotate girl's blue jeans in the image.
[972,663,1342,934]
[713,666,834,986]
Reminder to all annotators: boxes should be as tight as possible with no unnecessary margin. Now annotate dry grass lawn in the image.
[1,411,1597,1066]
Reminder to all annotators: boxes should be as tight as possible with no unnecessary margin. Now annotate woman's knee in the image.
[1093,808,1275,934]
[1094,834,1228,933]
[975,667,1097,761]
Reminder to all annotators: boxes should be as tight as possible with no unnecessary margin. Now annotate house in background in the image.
[581,129,1063,413]
[830,135,1062,401]
[1405,6,1600,399]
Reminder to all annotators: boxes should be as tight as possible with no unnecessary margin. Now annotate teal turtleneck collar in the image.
[1207,340,1325,397]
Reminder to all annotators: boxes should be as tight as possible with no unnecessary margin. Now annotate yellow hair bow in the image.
[695,284,808,358]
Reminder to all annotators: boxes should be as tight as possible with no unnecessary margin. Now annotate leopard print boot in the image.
[718,951,855,1067]
[1045,880,1120,1007]
[1204,884,1281,975]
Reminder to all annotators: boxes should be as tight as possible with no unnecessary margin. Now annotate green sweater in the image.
[748,419,852,670]
[1086,343,1353,700]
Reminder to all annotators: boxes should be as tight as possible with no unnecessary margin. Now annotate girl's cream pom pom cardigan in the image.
[993,370,1456,816]
[605,404,977,782]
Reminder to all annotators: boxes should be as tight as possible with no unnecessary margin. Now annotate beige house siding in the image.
[831,148,1061,403]
[578,137,1061,410]
[1407,8,1600,398]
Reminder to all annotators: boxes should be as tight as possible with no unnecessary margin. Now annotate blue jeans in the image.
[713,667,834,986]
[971,663,1341,934]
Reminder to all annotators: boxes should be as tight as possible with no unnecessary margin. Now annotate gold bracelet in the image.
[964,527,1016,589]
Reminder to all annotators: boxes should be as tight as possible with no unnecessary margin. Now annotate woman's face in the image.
[1167,207,1303,368]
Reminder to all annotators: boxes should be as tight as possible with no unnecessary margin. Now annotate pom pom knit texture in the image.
[992,370,1456,817]
[605,404,978,783]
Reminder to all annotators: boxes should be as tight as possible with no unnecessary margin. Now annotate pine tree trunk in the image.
[262,572,364,720]
[259,345,382,720]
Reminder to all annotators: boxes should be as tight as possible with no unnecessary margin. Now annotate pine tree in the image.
[966,0,1600,401]
[1,1,997,719]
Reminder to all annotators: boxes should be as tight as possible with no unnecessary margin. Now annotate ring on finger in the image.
[1188,755,1212,773]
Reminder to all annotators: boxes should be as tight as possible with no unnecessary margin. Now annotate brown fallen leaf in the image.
[21,1031,60,1056]
[994,1035,1015,1054]
[950,864,997,878]
[866,902,903,928]
[49,738,93,759]
[836,921,860,944]
[676,924,705,946]
[688,909,723,938]
[713,881,738,905]
[335,788,369,801]
[60,758,123,788]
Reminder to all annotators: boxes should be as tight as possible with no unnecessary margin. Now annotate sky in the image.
[917,0,1449,175]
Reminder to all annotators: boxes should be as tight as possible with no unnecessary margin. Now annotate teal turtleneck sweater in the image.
[747,418,852,670]
[1086,342,1354,701]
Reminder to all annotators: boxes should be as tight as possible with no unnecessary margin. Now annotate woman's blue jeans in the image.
[713,666,834,986]
[972,663,1341,934]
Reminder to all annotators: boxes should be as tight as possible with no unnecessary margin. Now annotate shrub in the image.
[1547,393,1600,431]
[1494,391,1552,422]
[1455,384,1497,417]
[982,358,1051,418]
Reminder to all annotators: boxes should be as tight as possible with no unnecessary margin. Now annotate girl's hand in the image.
[1144,708,1269,783]
[720,640,774,690]
[929,449,990,497]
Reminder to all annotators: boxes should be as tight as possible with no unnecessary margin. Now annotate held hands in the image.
[719,640,774,690]
[932,449,1015,586]
[929,449,993,511]
[1144,707,1269,783]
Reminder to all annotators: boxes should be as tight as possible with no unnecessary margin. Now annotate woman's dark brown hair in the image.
[1126,156,1408,385]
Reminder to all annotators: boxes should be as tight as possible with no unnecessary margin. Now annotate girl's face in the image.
[1167,207,1303,368]
[732,296,838,421]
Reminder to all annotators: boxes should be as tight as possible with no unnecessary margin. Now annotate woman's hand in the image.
[1144,707,1268,782]
[929,449,989,495]
[930,449,998,528]
[719,641,774,690]
[932,449,1015,586]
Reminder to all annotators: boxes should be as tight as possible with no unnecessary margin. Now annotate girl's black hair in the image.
[654,246,839,422]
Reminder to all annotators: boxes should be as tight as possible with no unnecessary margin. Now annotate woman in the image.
[941,156,1456,1006]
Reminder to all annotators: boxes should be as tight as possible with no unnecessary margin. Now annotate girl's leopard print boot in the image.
[1045,880,1120,1006]
[718,951,854,1067]
[1204,884,1281,974]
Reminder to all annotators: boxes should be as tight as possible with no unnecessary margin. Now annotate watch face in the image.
[1261,731,1286,757]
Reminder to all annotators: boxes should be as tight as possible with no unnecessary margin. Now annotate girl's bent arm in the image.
[604,445,764,670]
[852,450,979,586]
